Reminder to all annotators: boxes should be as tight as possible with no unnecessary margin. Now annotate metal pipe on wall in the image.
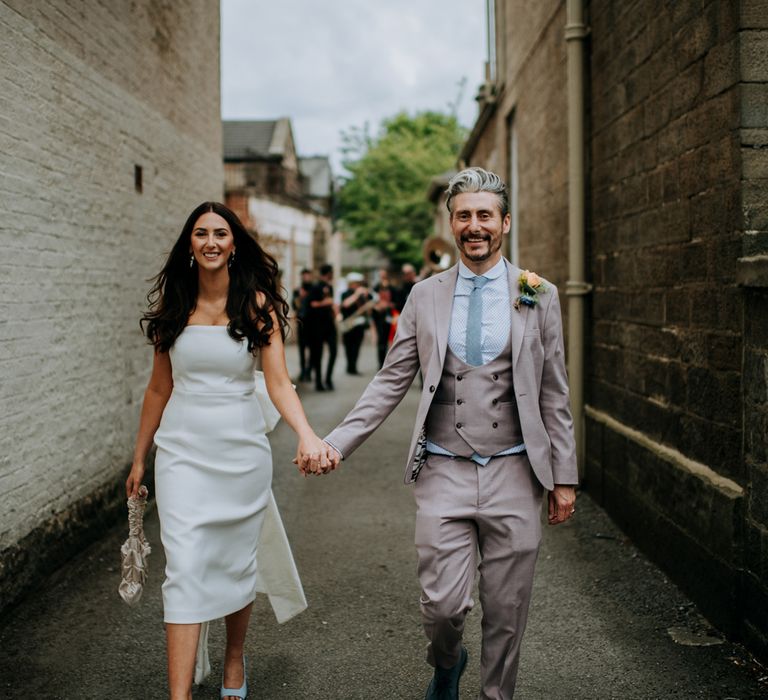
[565,0,591,472]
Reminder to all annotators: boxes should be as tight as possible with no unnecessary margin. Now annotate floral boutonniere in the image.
[514,270,547,310]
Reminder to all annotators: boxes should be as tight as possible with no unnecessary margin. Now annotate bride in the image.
[125,201,337,700]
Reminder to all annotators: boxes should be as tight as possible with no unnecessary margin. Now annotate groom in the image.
[323,167,578,699]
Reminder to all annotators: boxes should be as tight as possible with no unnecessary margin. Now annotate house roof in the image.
[223,119,290,160]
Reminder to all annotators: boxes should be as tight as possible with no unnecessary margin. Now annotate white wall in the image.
[0,1,224,548]
[248,197,316,293]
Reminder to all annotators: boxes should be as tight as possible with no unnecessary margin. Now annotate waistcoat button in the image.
[492,373,499,380]
[457,375,463,381]
[429,385,435,392]
[457,399,464,405]
[492,422,498,428]
[456,422,462,429]
[492,398,498,405]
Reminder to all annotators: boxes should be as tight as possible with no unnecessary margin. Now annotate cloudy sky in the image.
[221,0,488,172]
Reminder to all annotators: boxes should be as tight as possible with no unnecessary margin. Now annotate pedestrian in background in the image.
[322,168,577,700]
[340,272,373,376]
[306,263,337,391]
[125,202,336,699]
[371,267,396,368]
[396,262,419,312]
[291,268,314,382]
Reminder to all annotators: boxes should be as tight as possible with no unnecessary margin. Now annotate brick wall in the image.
[224,161,305,204]
[464,0,570,293]
[739,0,768,658]
[0,0,223,608]
[585,0,767,648]
[743,288,768,655]
[588,0,743,482]
[462,0,768,657]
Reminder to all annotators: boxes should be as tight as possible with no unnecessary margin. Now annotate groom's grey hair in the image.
[445,167,509,218]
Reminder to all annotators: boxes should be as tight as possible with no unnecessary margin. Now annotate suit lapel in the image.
[433,266,458,370]
[506,259,528,367]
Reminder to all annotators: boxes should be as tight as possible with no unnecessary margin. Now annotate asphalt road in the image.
[1,344,766,699]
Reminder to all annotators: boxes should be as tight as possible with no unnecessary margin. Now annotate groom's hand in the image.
[548,485,576,525]
[309,442,340,475]
[322,442,342,473]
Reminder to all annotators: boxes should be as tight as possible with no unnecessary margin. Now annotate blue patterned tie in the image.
[466,275,489,365]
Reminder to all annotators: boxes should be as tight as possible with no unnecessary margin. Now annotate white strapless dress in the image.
[154,325,275,624]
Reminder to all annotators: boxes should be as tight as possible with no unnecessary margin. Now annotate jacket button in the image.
[492,373,499,380]
[429,385,435,393]
[456,422,462,429]
[492,398,498,405]
[492,422,498,428]
[457,375,463,381]
[457,399,464,405]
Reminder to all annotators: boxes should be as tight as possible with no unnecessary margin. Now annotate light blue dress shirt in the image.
[447,259,511,364]
[426,259,526,465]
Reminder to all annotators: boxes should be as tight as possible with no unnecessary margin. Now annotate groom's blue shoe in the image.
[424,647,468,700]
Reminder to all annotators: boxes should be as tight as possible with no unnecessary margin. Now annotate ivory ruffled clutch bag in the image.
[118,485,151,606]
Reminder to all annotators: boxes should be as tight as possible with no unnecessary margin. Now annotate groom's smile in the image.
[450,191,511,273]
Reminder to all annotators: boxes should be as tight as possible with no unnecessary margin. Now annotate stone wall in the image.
[588,0,743,483]
[743,287,768,655]
[463,0,570,293]
[738,0,768,658]
[461,0,768,657]
[0,0,223,611]
[585,0,767,650]
[224,161,305,201]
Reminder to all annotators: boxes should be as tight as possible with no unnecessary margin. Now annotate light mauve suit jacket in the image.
[325,259,578,490]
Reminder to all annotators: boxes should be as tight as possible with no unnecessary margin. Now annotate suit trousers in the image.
[413,452,544,700]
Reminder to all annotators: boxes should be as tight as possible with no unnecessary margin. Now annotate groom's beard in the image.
[459,233,501,262]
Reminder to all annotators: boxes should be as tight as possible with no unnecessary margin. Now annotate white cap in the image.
[346,272,365,283]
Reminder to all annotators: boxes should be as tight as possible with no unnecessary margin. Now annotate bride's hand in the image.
[295,434,339,476]
[125,462,145,498]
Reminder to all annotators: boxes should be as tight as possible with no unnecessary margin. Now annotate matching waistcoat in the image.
[425,333,522,458]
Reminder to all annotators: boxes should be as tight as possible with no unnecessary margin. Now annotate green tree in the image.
[337,111,466,267]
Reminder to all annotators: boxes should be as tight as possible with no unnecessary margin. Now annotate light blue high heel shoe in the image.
[220,655,248,699]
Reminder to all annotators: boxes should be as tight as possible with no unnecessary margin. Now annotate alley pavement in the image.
[1,343,766,699]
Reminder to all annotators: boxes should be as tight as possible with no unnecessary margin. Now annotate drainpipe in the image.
[565,0,591,473]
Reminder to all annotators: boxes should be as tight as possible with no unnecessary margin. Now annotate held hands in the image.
[548,485,576,525]
[294,433,340,476]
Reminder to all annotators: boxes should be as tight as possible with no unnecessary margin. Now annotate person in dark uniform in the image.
[340,272,372,375]
[396,263,418,313]
[371,267,396,369]
[305,263,337,391]
[291,268,314,382]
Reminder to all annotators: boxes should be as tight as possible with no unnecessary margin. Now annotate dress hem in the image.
[163,591,258,625]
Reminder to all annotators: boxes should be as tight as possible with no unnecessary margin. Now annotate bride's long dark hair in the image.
[141,201,290,354]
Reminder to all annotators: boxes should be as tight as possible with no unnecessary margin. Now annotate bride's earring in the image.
[228,252,235,268]
[189,254,194,268]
